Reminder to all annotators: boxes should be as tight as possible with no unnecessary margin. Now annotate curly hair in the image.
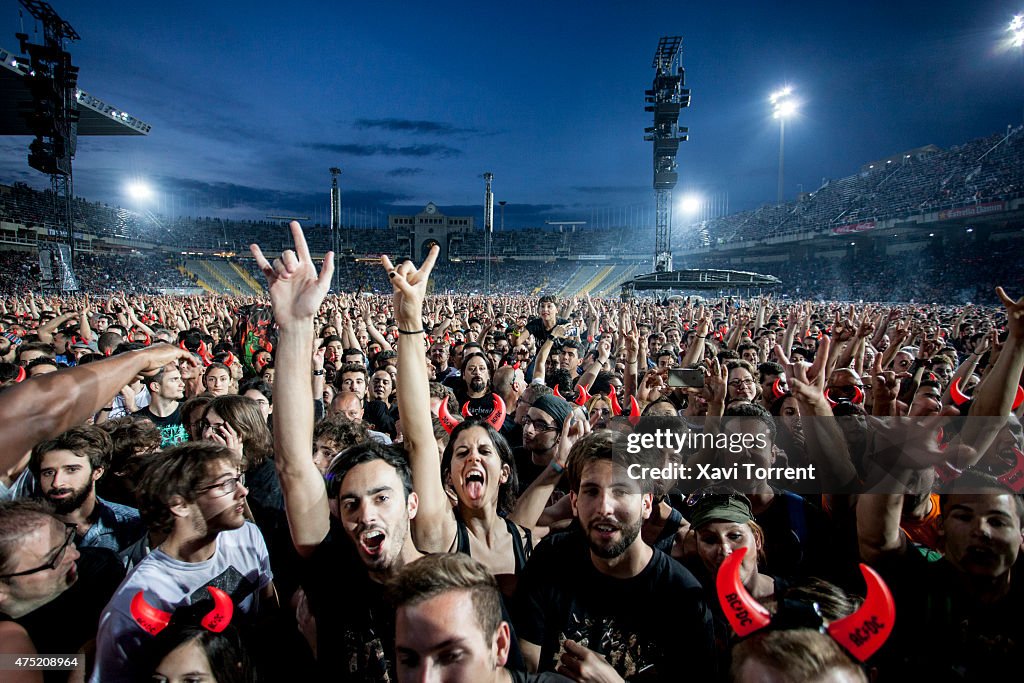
[98,417,161,474]
[314,415,371,453]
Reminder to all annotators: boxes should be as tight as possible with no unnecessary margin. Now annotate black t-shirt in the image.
[514,532,716,681]
[751,490,835,581]
[526,316,571,345]
[10,547,125,683]
[462,394,499,420]
[512,446,548,493]
[299,526,396,682]
[872,551,1024,681]
[133,404,188,447]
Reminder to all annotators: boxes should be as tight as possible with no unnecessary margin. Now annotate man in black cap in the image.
[515,394,573,490]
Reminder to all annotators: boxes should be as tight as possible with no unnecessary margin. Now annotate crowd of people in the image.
[0,220,1021,682]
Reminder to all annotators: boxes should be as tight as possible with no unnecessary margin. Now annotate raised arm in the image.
[957,287,1024,462]
[360,301,394,352]
[35,310,75,344]
[0,343,190,472]
[386,245,456,552]
[251,222,334,557]
[78,304,94,344]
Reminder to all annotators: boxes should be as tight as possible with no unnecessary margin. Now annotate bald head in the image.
[331,391,364,422]
[493,366,524,399]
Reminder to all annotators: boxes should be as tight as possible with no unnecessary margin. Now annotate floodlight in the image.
[126,180,153,201]
[773,99,798,119]
[680,194,702,215]
[769,84,801,203]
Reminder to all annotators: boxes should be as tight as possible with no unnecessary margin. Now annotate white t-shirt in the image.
[90,522,272,683]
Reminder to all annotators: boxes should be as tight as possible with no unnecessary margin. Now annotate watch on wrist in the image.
[312,369,326,376]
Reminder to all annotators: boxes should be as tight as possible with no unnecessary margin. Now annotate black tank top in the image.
[454,515,533,573]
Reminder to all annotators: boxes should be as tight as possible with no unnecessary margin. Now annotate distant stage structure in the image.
[627,36,780,297]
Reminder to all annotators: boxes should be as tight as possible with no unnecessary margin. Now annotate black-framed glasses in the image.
[521,417,558,432]
[196,473,246,498]
[198,419,228,433]
[0,523,76,579]
[728,379,756,388]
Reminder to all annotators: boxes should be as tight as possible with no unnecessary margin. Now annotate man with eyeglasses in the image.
[515,395,572,490]
[429,342,459,383]
[91,442,278,683]
[0,500,126,678]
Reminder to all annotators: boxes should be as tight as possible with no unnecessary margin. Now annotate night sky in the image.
[1,1,1022,228]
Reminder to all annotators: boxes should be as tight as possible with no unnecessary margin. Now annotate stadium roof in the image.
[0,45,150,136]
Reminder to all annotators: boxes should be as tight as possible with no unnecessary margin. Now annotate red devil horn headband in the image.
[200,586,235,633]
[770,378,786,401]
[628,396,641,426]
[129,591,172,636]
[574,384,591,407]
[609,389,623,416]
[715,547,772,637]
[949,377,969,407]
[486,393,507,430]
[998,447,1024,493]
[825,564,896,661]
[437,399,462,435]
[130,587,235,636]
[716,547,895,662]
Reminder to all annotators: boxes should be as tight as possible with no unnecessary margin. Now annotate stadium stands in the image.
[0,127,1022,300]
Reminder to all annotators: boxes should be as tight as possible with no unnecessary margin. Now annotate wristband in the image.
[312,369,326,376]
[398,328,425,335]
[549,460,565,475]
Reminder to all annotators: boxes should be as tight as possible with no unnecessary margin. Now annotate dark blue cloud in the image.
[302,142,462,158]
[353,118,479,136]
[387,167,425,177]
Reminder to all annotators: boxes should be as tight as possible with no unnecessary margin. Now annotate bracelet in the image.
[312,369,325,376]
[549,460,565,474]
[627,358,638,364]
[398,328,425,335]
[98,407,112,412]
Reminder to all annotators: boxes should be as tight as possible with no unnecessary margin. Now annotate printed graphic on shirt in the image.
[554,613,660,679]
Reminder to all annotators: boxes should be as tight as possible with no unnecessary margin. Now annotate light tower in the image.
[1010,14,1024,123]
[17,0,81,291]
[329,167,342,291]
[770,86,798,204]
[483,172,494,294]
[644,36,690,273]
